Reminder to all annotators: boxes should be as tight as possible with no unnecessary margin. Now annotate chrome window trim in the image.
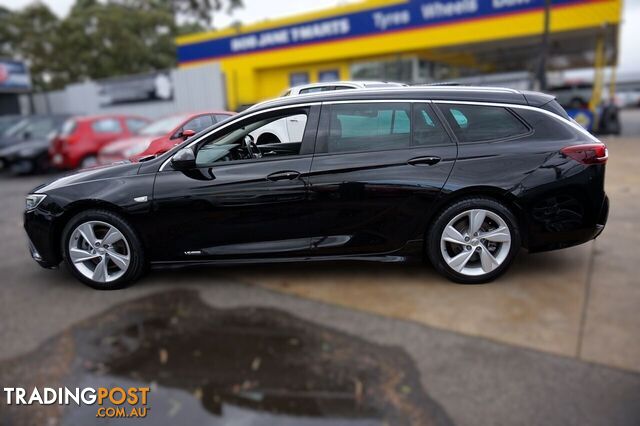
[322,99,431,104]
[432,100,600,143]
[159,102,321,171]
[160,97,596,171]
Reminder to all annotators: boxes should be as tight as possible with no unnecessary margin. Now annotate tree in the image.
[0,4,61,90]
[118,0,243,29]
[52,1,177,86]
[170,0,243,29]
[0,0,242,91]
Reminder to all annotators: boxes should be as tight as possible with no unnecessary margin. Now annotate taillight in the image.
[561,143,608,165]
[65,135,79,145]
[54,135,78,150]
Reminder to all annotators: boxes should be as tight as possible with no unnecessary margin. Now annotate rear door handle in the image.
[266,170,301,181]
[407,156,441,166]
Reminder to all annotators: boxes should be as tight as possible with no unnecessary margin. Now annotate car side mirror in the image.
[171,147,196,170]
[181,129,196,140]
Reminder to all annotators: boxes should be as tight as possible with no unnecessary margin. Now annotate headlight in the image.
[25,194,47,211]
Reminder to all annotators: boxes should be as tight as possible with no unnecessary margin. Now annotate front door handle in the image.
[407,156,441,166]
[266,170,301,181]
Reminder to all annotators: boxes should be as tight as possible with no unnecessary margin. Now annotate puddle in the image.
[0,290,451,425]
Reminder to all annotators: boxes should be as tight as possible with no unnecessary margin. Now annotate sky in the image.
[3,0,640,73]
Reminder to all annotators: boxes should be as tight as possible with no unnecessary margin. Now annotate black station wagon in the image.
[24,86,608,289]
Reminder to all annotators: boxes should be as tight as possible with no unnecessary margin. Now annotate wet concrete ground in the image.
[0,290,450,425]
[1,119,639,425]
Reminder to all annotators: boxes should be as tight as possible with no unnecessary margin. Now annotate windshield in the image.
[0,116,22,135]
[196,117,275,165]
[138,115,189,136]
[4,116,62,139]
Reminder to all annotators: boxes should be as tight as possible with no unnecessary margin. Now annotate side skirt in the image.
[150,240,424,270]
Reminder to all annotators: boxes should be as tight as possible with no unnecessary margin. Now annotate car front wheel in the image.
[427,197,520,284]
[62,210,146,289]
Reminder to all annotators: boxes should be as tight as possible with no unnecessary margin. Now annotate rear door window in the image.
[92,118,123,134]
[324,102,411,153]
[437,104,529,143]
[412,104,452,146]
[126,118,148,133]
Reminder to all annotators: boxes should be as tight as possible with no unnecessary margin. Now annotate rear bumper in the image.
[528,194,608,253]
[594,195,609,237]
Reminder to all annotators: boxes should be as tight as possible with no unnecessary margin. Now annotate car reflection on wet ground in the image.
[0,290,452,426]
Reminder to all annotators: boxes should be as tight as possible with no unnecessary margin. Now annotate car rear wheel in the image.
[80,155,98,169]
[62,210,146,289]
[427,197,520,284]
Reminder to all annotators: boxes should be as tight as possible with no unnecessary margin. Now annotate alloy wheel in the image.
[440,209,512,277]
[68,220,131,283]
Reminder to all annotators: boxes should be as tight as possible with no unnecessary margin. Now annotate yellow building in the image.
[177,0,621,110]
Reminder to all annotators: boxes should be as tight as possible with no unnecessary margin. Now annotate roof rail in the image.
[417,82,463,86]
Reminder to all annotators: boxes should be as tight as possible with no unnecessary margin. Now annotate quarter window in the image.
[326,103,411,153]
[438,104,529,143]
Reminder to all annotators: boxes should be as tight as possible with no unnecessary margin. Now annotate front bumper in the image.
[24,210,61,269]
[27,237,57,269]
[0,151,40,173]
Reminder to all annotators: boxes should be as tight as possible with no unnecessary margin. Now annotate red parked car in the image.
[98,111,235,165]
[50,114,150,169]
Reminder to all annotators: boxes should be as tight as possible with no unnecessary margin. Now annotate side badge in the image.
[134,196,148,203]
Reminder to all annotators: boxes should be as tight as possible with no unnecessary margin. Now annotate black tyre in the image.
[426,197,521,284]
[61,209,146,290]
[9,159,34,175]
[80,155,98,169]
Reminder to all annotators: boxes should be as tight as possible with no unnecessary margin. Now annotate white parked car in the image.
[280,80,406,97]
[250,81,406,145]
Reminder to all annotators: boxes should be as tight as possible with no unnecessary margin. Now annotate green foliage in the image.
[0,3,60,90]
[122,0,244,28]
[53,1,177,86]
[0,0,242,91]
